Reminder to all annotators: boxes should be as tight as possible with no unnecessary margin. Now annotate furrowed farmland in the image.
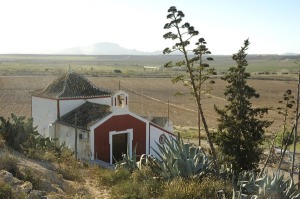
[0,54,300,136]
[0,74,298,135]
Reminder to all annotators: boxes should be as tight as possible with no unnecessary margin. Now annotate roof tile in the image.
[56,101,111,130]
[34,72,111,99]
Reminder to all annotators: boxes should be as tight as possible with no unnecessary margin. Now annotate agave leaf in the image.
[194,161,204,174]
[283,179,295,199]
[137,154,147,170]
[186,159,194,175]
[152,142,165,160]
[189,146,196,157]
[291,192,300,198]
[183,143,190,155]
[242,183,258,195]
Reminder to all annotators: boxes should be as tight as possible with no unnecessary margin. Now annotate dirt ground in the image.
[0,75,298,133]
[1,74,300,188]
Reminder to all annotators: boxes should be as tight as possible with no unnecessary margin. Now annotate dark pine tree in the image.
[214,39,272,172]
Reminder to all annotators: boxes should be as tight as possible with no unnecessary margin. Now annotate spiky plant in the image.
[115,145,147,172]
[234,171,300,198]
[149,134,213,179]
[277,89,296,152]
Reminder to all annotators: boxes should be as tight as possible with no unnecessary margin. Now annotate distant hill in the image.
[281,53,299,56]
[53,42,162,55]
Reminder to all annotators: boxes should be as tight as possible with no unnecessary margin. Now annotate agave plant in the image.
[115,145,148,172]
[149,134,213,179]
[234,171,300,199]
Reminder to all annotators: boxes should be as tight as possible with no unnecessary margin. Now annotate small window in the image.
[79,133,83,139]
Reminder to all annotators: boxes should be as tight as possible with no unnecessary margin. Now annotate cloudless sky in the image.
[0,0,299,55]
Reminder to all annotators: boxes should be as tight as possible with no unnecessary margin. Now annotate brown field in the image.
[0,75,299,134]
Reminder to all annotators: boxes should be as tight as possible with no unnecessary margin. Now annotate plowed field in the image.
[0,75,298,134]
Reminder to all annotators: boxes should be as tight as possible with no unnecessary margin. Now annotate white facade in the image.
[54,123,91,160]
[32,96,111,137]
[149,123,175,155]
[32,96,57,137]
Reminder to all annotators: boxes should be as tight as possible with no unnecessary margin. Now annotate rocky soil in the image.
[0,148,111,199]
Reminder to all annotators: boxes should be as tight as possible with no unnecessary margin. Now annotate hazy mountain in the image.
[40,43,299,56]
[53,42,162,55]
[281,52,299,56]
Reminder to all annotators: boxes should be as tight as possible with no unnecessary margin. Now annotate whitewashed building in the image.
[31,72,175,163]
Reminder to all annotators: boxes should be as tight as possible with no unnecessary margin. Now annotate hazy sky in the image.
[0,0,299,55]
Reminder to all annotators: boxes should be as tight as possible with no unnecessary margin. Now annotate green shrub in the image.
[131,166,155,182]
[57,148,75,163]
[24,136,68,162]
[72,187,92,199]
[0,152,19,176]
[0,135,5,149]
[111,169,131,182]
[196,177,232,198]
[111,179,162,199]
[98,168,131,186]
[131,167,163,198]
[106,167,163,199]
[0,114,38,152]
[110,170,162,199]
[111,180,142,199]
[57,164,82,181]
[114,69,122,73]
[94,166,163,198]
[276,130,294,147]
[0,181,13,199]
[56,149,83,181]
[0,113,68,162]
[162,177,232,199]
[17,168,42,190]
[28,150,57,162]
[162,177,201,199]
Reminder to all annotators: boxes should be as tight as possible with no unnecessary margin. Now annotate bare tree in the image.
[163,6,218,172]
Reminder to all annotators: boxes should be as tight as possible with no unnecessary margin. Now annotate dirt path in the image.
[79,169,111,199]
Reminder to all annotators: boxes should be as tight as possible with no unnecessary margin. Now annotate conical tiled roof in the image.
[34,72,111,99]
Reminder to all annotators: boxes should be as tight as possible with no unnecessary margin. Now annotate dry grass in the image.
[0,75,298,134]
